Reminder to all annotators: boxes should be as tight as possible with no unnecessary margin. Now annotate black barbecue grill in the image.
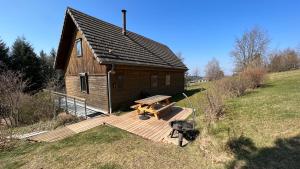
[169,120,194,146]
[169,93,197,147]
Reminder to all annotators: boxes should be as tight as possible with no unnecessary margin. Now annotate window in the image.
[113,74,124,89]
[76,39,82,57]
[151,75,158,88]
[165,74,171,86]
[80,73,89,93]
[117,75,124,89]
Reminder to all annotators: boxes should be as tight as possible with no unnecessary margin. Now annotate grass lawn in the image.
[1,70,300,169]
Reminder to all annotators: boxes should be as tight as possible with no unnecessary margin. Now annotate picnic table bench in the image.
[131,95,176,119]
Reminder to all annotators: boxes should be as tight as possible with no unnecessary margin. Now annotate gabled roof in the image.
[55,7,187,70]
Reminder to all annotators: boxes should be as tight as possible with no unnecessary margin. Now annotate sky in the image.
[0,0,300,75]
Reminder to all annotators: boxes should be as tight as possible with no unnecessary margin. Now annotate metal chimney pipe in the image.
[122,9,127,35]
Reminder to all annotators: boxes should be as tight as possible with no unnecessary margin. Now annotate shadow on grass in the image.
[259,83,274,88]
[227,134,300,169]
[171,88,205,102]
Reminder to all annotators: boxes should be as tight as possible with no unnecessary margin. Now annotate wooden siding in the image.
[64,29,108,112]
[64,30,107,76]
[62,29,185,112]
[110,65,185,110]
[65,75,108,112]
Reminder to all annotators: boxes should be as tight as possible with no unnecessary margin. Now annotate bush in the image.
[201,84,226,129]
[240,67,267,89]
[0,126,13,150]
[18,91,56,125]
[55,112,79,128]
[216,76,249,98]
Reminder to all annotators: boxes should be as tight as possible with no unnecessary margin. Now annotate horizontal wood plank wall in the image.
[64,29,108,112]
[65,75,108,111]
[111,65,185,111]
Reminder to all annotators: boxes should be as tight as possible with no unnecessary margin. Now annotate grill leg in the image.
[170,129,176,138]
[178,131,183,147]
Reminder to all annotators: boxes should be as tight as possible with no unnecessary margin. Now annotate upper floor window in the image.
[165,74,171,86]
[151,75,158,88]
[76,39,82,57]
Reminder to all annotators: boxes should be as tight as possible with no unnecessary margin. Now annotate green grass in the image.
[1,70,300,169]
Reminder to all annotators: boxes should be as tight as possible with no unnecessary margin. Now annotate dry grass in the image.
[1,70,300,169]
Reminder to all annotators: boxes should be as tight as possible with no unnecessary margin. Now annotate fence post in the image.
[84,100,87,119]
[74,98,77,116]
[58,96,61,110]
[52,92,56,119]
[65,95,68,113]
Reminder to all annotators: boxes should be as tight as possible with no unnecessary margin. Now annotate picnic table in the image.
[131,95,176,119]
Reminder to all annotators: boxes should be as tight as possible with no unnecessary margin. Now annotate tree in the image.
[39,50,56,85]
[231,27,270,71]
[192,67,200,78]
[10,37,43,92]
[0,38,9,70]
[205,58,224,81]
[176,52,184,63]
[0,70,27,127]
[268,48,299,72]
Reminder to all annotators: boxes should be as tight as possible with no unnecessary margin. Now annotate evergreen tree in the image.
[49,48,56,59]
[10,37,43,92]
[0,38,10,70]
[39,49,56,85]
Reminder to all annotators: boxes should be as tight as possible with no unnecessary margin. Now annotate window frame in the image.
[79,73,89,93]
[76,38,83,57]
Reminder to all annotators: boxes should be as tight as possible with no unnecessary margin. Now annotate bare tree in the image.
[268,48,299,72]
[176,52,189,88]
[231,27,270,71]
[176,52,184,63]
[205,58,224,81]
[192,67,200,78]
[0,70,27,127]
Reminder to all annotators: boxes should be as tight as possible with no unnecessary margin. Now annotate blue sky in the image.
[0,0,299,75]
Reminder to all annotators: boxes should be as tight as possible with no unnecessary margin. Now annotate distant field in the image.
[1,70,300,169]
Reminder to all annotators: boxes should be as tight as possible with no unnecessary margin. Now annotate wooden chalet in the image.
[54,7,187,114]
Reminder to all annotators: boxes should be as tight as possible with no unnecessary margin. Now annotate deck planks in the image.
[29,107,192,143]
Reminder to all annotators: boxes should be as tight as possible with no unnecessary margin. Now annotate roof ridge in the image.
[67,7,168,48]
[67,7,123,32]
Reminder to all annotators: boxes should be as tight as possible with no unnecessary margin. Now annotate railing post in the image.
[65,95,68,113]
[52,92,56,119]
[84,100,87,119]
[74,97,77,116]
[58,96,61,109]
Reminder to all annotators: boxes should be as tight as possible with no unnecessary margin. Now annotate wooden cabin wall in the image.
[64,30,109,112]
[110,65,185,111]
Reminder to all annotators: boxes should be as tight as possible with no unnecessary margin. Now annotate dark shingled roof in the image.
[55,7,187,70]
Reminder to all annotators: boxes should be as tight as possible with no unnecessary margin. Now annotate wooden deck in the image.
[105,107,192,142]
[29,107,192,143]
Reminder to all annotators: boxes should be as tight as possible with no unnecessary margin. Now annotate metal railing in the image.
[44,90,88,119]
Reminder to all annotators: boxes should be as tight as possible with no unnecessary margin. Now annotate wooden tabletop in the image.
[134,95,171,105]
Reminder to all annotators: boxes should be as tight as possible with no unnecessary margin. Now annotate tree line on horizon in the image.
[187,27,300,81]
[0,36,62,92]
